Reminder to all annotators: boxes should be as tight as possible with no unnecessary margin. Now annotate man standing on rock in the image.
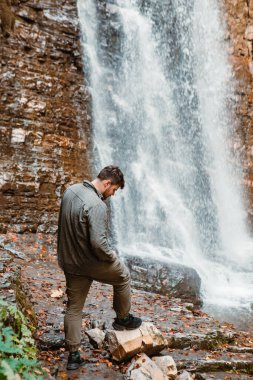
[57,165,142,370]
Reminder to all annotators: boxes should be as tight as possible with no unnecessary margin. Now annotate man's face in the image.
[102,181,120,199]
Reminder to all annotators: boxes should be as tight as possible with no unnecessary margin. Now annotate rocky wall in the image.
[1,0,253,233]
[0,0,91,233]
[223,0,253,223]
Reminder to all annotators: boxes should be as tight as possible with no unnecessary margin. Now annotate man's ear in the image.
[104,180,112,189]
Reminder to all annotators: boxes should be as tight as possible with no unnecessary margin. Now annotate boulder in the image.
[126,353,167,380]
[105,322,168,362]
[176,371,193,380]
[124,256,202,306]
[38,332,64,350]
[85,327,106,348]
[152,355,177,379]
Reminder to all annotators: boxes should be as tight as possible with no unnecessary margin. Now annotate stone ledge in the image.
[167,331,235,350]
[177,358,253,375]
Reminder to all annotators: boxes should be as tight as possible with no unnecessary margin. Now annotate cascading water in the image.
[77,0,253,310]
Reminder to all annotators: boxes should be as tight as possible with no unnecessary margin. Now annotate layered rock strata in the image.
[223,0,253,223]
[0,0,91,233]
[1,0,253,232]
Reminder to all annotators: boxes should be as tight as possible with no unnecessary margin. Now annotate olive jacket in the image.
[57,180,116,275]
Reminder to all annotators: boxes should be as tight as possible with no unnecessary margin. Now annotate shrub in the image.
[0,299,46,380]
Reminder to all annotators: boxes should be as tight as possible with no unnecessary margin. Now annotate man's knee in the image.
[109,260,131,285]
[118,261,131,284]
[92,259,131,286]
[123,267,130,283]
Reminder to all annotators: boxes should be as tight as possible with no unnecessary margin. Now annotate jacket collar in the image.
[83,180,104,200]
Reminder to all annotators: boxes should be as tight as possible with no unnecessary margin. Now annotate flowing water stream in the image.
[77,0,253,312]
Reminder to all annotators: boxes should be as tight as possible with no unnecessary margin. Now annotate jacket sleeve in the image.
[87,203,116,262]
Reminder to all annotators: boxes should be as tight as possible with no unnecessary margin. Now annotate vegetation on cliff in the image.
[0,299,45,380]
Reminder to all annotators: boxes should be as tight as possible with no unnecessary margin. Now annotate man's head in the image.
[94,165,124,199]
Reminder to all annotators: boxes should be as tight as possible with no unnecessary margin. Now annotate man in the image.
[57,165,142,370]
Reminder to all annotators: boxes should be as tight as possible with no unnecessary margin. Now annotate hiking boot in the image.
[112,313,142,330]
[67,351,85,370]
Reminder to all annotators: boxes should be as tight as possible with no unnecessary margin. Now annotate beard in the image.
[103,189,110,199]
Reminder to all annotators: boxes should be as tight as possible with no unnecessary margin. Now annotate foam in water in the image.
[77,0,253,309]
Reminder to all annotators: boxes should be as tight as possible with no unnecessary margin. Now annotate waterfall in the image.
[77,0,253,309]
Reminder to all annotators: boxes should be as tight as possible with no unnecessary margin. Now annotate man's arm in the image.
[87,203,117,262]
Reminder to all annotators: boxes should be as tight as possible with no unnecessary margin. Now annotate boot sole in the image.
[67,361,86,370]
[112,321,142,331]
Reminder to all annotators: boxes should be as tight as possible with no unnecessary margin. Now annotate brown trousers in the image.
[64,258,131,352]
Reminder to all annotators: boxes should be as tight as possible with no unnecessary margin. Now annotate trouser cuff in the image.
[116,313,129,319]
[65,342,80,353]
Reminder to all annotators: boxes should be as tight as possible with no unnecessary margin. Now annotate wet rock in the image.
[91,319,107,330]
[38,331,65,350]
[37,223,58,234]
[0,276,11,289]
[105,322,168,362]
[124,256,201,305]
[0,250,22,307]
[3,243,25,259]
[184,303,194,311]
[126,353,167,380]
[0,236,7,245]
[0,250,12,263]
[85,328,106,349]
[225,345,253,353]
[176,358,253,374]
[195,372,253,380]
[176,370,193,380]
[152,355,177,379]
[195,375,207,380]
[167,331,235,350]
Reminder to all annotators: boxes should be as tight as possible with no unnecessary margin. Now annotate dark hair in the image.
[97,165,125,189]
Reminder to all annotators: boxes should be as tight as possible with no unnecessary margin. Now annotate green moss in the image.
[14,276,37,330]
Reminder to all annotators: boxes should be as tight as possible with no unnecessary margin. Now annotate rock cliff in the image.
[224,0,253,223]
[1,0,253,232]
[0,0,91,233]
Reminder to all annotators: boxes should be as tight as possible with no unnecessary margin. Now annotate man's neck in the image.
[91,178,104,195]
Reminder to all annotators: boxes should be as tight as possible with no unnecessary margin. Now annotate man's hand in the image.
[110,250,118,261]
